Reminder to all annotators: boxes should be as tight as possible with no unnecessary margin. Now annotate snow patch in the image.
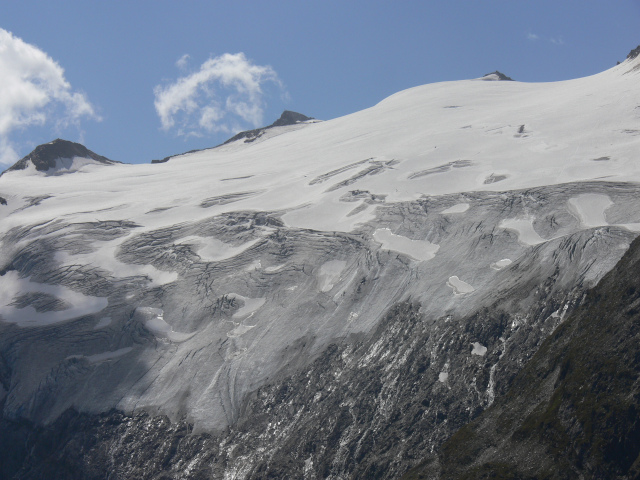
[373,228,439,261]
[0,271,107,327]
[138,307,195,342]
[446,276,475,295]
[441,203,470,214]
[86,347,132,363]
[227,324,255,338]
[56,238,178,286]
[471,342,487,356]
[177,235,259,262]
[500,218,546,245]
[227,294,266,319]
[490,258,513,270]
[438,372,449,383]
[317,260,347,293]
[567,194,612,228]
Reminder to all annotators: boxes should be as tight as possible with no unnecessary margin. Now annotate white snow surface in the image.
[1,59,639,237]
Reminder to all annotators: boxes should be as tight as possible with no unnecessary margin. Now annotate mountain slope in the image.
[0,51,639,479]
[403,233,640,480]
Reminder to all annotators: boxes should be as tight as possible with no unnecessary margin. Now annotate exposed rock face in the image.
[403,235,640,480]
[151,111,315,163]
[3,139,118,174]
[223,110,315,145]
[482,71,514,81]
[627,45,640,60]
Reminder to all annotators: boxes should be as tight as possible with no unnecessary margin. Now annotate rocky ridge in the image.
[2,139,118,175]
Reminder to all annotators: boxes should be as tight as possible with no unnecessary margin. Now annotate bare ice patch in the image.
[0,271,108,327]
[567,194,612,228]
[137,307,195,342]
[499,218,546,246]
[471,342,487,356]
[446,276,475,295]
[317,260,347,293]
[373,228,439,261]
[440,203,470,214]
[490,258,513,270]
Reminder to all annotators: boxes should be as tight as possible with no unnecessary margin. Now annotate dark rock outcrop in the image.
[403,235,640,479]
[3,139,117,174]
[482,71,514,81]
[151,111,315,163]
[222,110,314,145]
[627,45,640,61]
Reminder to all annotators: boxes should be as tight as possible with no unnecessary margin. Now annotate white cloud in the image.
[550,37,565,46]
[527,33,539,41]
[154,52,282,137]
[0,28,100,166]
[176,53,190,70]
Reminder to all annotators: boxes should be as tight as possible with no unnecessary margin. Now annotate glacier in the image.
[0,53,639,478]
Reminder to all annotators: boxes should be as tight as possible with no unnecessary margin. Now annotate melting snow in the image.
[441,203,470,214]
[86,347,133,363]
[56,238,178,286]
[317,260,347,292]
[0,271,107,327]
[227,293,266,319]
[500,218,546,246]
[138,307,195,342]
[471,342,487,356]
[567,194,612,228]
[447,276,475,295]
[490,258,513,270]
[177,235,259,262]
[373,228,439,261]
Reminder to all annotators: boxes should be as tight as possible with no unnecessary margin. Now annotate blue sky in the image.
[0,1,638,166]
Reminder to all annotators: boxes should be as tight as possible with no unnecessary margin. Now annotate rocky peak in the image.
[269,110,314,128]
[3,139,117,175]
[482,71,514,81]
[221,110,315,146]
[627,45,640,61]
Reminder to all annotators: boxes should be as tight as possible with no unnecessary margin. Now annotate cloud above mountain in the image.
[153,52,282,137]
[0,28,99,165]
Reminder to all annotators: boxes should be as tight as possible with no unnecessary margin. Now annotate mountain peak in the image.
[482,71,514,81]
[627,45,640,60]
[269,110,314,128]
[4,139,118,175]
[220,110,315,146]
